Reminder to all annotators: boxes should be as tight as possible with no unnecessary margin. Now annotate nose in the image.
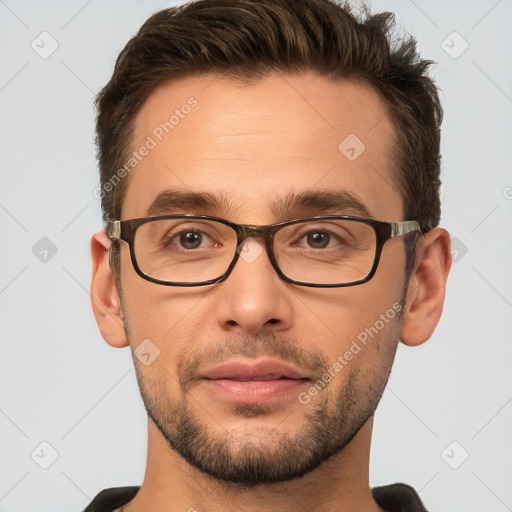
[214,237,294,335]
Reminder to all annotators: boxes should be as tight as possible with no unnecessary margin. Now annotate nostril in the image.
[267,318,279,324]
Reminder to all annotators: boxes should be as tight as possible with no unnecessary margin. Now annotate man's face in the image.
[118,73,407,484]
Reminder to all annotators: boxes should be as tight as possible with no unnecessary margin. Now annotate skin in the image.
[91,72,451,512]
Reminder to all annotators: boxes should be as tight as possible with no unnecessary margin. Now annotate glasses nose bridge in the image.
[234,224,279,269]
[237,224,274,246]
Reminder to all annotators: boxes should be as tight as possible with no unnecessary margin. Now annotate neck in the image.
[125,417,383,512]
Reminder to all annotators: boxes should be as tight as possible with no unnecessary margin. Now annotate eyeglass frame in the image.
[108,214,421,288]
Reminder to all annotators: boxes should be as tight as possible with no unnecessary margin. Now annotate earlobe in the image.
[90,231,129,348]
[400,227,452,347]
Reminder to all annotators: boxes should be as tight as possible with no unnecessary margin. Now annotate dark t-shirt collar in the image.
[83,483,428,512]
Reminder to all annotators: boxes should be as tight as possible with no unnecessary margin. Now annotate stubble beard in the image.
[126,316,402,486]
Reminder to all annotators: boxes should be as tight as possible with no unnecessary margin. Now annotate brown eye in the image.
[306,231,331,249]
[179,231,203,249]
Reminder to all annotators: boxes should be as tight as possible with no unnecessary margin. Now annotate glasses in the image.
[108,214,420,288]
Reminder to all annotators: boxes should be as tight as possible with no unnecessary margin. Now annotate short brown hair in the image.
[95,0,442,275]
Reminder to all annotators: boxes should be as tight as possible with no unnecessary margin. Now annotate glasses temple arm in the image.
[108,220,121,240]
[390,220,421,238]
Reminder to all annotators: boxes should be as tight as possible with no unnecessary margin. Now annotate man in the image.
[87,0,451,510]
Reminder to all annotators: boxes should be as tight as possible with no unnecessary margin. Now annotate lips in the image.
[199,359,310,404]
[200,359,308,381]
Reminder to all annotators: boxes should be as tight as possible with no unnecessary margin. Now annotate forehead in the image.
[123,72,403,222]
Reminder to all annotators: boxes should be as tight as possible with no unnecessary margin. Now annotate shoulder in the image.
[82,486,139,512]
[372,482,429,512]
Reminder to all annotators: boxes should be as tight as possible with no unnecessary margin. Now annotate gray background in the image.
[1,0,511,511]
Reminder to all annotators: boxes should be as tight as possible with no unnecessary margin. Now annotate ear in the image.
[400,227,452,347]
[90,231,129,348]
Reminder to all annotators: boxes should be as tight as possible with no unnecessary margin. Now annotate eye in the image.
[295,228,347,250]
[165,229,219,251]
[178,230,205,249]
[160,225,219,251]
[304,230,333,249]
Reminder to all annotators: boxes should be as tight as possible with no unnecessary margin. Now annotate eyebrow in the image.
[146,190,233,217]
[146,188,373,219]
[271,190,373,219]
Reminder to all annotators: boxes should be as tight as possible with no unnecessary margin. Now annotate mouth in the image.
[199,359,310,404]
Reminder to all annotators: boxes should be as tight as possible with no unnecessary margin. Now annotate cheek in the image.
[296,273,404,357]
[322,310,401,397]
[119,248,203,345]
[123,290,209,349]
